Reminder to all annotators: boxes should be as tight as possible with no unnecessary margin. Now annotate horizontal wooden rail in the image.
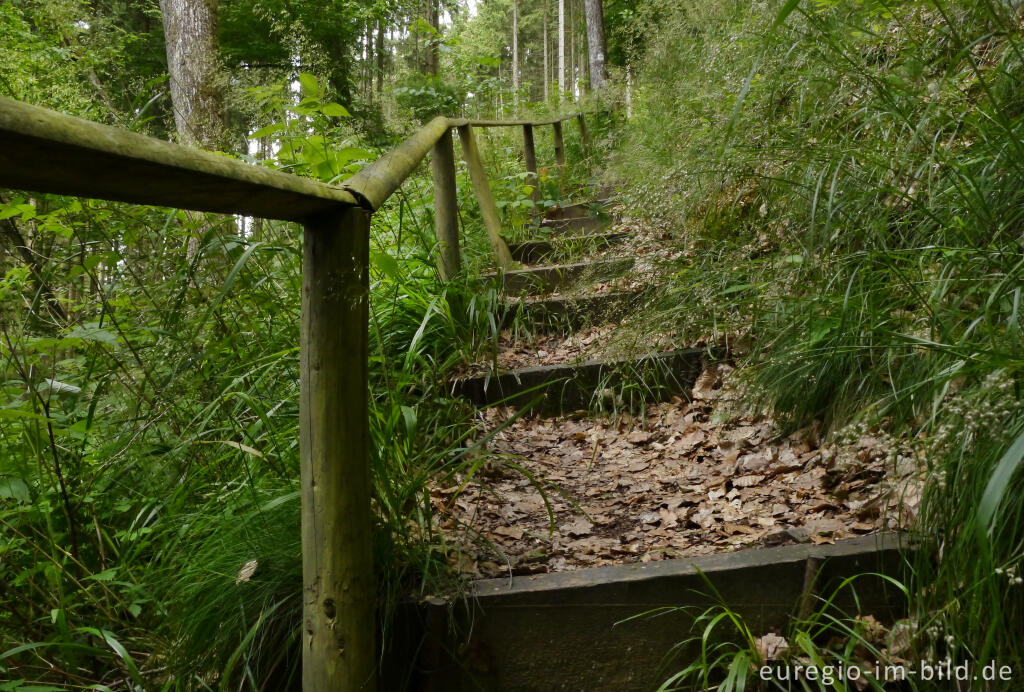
[0,96,591,222]
[0,95,597,690]
[342,116,452,211]
[0,96,359,221]
[452,114,583,128]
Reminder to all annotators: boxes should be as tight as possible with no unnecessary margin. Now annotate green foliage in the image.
[246,75,370,183]
[638,572,910,691]
[614,0,1024,678]
[393,73,464,121]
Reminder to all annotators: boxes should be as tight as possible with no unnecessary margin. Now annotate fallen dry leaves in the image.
[436,207,921,579]
[433,365,921,579]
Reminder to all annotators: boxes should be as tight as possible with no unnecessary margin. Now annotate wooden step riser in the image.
[541,198,610,221]
[508,231,627,264]
[384,535,908,691]
[450,348,704,414]
[478,257,635,296]
[500,290,648,334]
[539,216,613,235]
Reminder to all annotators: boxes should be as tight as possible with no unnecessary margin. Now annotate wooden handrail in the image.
[341,116,452,211]
[0,96,359,221]
[0,94,597,691]
[0,95,589,222]
[452,113,583,128]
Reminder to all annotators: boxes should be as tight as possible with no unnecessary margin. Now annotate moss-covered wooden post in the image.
[522,124,540,204]
[552,120,567,184]
[457,124,515,270]
[576,113,591,160]
[301,206,376,691]
[431,128,460,280]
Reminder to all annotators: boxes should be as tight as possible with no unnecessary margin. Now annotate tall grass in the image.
[613,0,1024,679]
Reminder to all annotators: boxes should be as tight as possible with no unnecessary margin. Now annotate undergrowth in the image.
[613,0,1024,684]
[0,66,606,687]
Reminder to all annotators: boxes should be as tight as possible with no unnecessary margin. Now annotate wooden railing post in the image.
[301,207,376,691]
[552,121,567,182]
[431,129,460,280]
[457,124,515,270]
[522,124,540,204]
[576,113,591,160]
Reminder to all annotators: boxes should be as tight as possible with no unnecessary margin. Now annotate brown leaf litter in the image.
[452,321,682,379]
[433,365,921,579]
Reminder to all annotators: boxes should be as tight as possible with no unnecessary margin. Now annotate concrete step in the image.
[449,348,705,414]
[507,231,628,264]
[388,534,907,691]
[480,257,635,296]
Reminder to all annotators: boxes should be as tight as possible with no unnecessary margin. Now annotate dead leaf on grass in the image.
[756,633,790,661]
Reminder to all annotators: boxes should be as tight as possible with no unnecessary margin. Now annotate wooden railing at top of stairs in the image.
[0,95,597,691]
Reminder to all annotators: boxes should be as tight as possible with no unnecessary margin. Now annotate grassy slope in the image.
[612,0,1024,682]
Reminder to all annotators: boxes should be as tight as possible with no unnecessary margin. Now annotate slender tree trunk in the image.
[578,12,587,92]
[365,22,373,101]
[158,0,225,149]
[543,1,549,102]
[626,62,632,117]
[376,20,385,96]
[584,0,608,89]
[569,0,577,97]
[425,0,439,74]
[558,0,565,99]
[512,0,519,110]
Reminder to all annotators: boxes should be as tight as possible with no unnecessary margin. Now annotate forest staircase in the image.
[453,197,705,414]
[428,197,911,689]
[0,96,910,692]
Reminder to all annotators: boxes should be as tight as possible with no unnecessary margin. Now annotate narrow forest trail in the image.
[435,194,921,581]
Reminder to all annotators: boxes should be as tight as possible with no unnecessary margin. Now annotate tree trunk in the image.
[376,20,385,96]
[158,0,225,150]
[569,0,575,97]
[558,0,565,99]
[364,22,373,101]
[512,0,519,110]
[584,0,608,90]
[425,0,439,74]
[543,1,549,102]
[626,62,632,117]
[159,0,228,259]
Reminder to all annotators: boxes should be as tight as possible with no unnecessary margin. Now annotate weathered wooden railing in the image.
[0,95,592,691]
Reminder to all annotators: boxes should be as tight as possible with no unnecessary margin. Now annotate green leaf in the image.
[66,326,118,347]
[321,102,351,118]
[298,72,319,97]
[74,628,142,687]
[0,407,53,424]
[371,251,400,279]
[0,476,30,502]
[977,428,1024,536]
[86,568,118,582]
[250,122,285,139]
[401,405,417,437]
[774,0,801,26]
